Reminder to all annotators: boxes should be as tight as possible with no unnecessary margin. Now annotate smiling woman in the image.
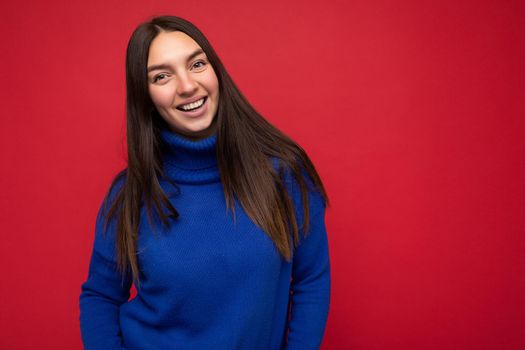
[147,31,220,139]
[79,15,331,350]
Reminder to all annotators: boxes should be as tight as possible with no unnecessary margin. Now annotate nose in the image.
[176,73,198,96]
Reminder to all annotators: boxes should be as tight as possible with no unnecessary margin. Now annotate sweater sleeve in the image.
[79,176,132,350]
[285,169,331,350]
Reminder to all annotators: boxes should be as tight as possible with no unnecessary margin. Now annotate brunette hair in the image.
[101,15,329,284]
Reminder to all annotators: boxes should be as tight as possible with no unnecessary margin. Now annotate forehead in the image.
[147,31,203,64]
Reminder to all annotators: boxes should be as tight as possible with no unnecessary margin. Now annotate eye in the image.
[192,60,207,70]
[152,73,168,83]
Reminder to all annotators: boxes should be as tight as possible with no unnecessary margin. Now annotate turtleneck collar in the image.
[159,125,220,185]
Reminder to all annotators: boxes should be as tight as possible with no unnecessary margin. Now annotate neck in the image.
[166,117,218,142]
[159,124,220,185]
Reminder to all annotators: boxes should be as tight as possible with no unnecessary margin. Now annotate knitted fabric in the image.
[79,125,330,350]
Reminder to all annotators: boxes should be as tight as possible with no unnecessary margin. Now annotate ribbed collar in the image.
[159,126,220,185]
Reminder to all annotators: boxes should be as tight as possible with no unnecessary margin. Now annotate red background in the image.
[1,0,524,349]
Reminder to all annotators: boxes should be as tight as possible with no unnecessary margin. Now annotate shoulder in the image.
[106,169,127,200]
[97,168,127,228]
[269,156,327,223]
[87,169,128,259]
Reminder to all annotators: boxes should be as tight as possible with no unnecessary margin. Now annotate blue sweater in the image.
[79,126,331,350]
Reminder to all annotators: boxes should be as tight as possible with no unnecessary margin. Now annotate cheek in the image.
[206,71,220,97]
[149,87,173,108]
[212,79,219,98]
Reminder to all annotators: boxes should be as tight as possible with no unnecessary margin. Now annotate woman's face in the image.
[147,31,219,138]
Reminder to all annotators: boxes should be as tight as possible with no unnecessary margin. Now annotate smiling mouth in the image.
[176,97,207,112]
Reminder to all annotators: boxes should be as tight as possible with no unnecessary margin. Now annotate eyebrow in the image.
[147,48,205,73]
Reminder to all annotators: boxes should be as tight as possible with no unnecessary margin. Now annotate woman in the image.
[79,15,331,350]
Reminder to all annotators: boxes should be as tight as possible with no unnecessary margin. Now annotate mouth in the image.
[176,96,207,112]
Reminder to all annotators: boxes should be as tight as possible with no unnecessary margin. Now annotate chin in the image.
[176,122,212,135]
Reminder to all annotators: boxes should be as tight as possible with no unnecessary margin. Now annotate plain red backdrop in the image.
[1,0,524,349]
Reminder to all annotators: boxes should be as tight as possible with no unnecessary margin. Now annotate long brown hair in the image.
[101,15,329,285]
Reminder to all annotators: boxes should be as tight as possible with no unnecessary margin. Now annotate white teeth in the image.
[181,98,205,111]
